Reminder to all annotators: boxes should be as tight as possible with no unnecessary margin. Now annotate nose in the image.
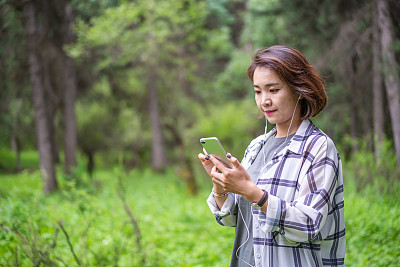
[262,93,271,106]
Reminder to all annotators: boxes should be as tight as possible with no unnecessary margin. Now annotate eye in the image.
[254,90,261,95]
[270,88,279,93]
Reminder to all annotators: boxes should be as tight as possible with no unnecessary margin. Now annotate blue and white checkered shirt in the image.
[207,120,346,266]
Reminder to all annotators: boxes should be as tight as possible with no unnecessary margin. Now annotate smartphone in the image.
[200,137,232,169]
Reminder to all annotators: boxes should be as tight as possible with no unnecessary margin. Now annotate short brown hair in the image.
[247,45,327,120]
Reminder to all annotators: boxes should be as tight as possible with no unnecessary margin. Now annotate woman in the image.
[198,45,345,266]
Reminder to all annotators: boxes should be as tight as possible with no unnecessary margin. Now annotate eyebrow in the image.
[253,82,280,88]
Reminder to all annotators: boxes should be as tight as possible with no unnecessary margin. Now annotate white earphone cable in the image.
[236,202,253,267]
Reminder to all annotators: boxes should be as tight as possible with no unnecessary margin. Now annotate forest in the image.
[1,0,400,266]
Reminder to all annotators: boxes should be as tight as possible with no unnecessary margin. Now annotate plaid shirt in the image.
[207,120,345,266]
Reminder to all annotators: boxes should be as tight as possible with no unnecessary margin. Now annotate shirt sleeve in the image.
[206,192,237,227]
[255,137,343,243]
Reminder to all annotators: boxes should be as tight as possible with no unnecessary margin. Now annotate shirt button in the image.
[254,223,259,228]
[256,254,261,258]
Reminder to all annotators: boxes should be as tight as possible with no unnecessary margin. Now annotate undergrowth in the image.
[0,168,233,266]
[1,144,400,266]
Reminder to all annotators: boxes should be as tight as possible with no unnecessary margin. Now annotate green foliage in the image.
[71,0,120,21]
[341,136,400,266]
[1,163,400,266]
[0,3,34,150]
[205,0,235,27]
[76,99,130,152]
[213,50,254,100]
[343,136,400,195]
[241,0,282,47]
[344,192,400,266]
[2,3,400,265]
[66,0,236,170]
[0,168,234,266]
[190,99,264,158]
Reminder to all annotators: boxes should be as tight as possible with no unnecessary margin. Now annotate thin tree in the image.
[148,67,167,172]
[372,0,385,162]
[60,2,78,175]
[376,0,400,166]
[23,1,58,193]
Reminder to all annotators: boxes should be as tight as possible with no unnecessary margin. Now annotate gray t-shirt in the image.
[230,133,294,266]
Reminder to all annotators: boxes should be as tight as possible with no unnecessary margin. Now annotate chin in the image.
[266,118,277,124]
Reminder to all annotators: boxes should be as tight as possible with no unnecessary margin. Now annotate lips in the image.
[265,110,277,115]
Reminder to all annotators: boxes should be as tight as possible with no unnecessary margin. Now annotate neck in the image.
[275,118,302,138]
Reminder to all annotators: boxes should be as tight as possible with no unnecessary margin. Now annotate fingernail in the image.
[226,153,231,159]
[205,156,209,160]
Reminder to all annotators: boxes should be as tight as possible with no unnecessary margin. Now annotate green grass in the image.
[1,160,400,266]
[344,192,400,266]
[0,168,234,266]
[0,149,39,173]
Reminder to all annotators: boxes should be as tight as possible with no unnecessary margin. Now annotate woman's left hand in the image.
[209,153,261,201]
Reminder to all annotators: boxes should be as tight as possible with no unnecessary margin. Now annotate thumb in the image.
[226,153,241,168]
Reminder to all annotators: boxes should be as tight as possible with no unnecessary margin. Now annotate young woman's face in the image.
[253,67,301,135]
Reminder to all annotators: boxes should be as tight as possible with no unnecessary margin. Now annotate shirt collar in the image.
[265,119,314,156]
[286,119,314,154]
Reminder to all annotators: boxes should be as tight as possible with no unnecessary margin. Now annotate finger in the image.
[209,154,227,173]
[198,153,210,161]
[211,166,223,180]
[210,165,219,176]
[212,176,224,188]
[226,153,242,168]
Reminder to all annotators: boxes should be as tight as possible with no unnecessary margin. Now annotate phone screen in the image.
[200,137,232,169]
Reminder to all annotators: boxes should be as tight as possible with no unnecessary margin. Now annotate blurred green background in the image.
[1,0,400,266]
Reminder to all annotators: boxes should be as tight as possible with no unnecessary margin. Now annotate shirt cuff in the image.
[206,192,235,218]
[257,193,282,233]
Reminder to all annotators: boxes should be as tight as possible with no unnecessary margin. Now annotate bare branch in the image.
[58,221,82,267]
[116,175,146,265]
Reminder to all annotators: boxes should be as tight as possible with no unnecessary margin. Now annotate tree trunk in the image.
[377,0,400,166]
[148,71,166,172]
[23,1,58,193]
[15,136,21,173]
[41,49,60,164]
[11,117,22,173]
[63,57,78,175]
[176,45,198,194]
[84,150,95,179]
[62,3,78,175]
[372,0,385,161]
[349,55,360,153]
[166,123,199,195]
